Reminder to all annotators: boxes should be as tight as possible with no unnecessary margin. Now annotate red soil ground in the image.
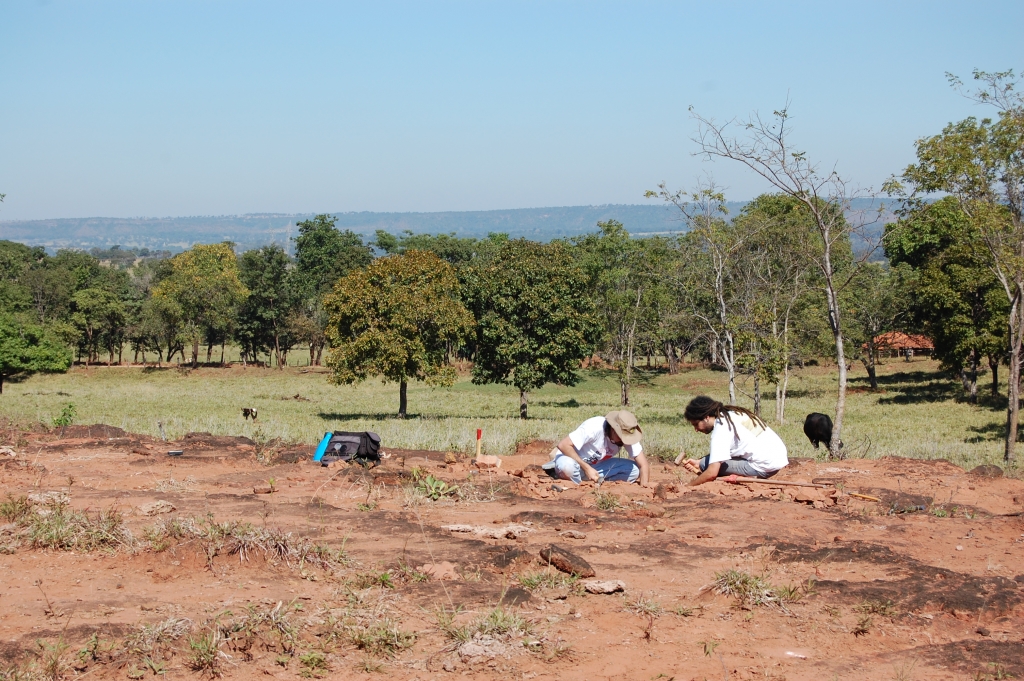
[1,426,1023,680]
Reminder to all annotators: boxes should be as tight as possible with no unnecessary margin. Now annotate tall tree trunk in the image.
[620,376,630,407]
[826,283,848,460]
[274,334,283,370]
[725,333,736,404]
[206,342,213,364]
[191,339,199,369]
[967,348,979,403]
[753,370,761,417]
[863,338,879,390]
[990,355,1000,396]
[519,390,528,419]
[220,343,225,366]
[1006,292,1024,463]
[665,340,678,375]
[398,380,408,418]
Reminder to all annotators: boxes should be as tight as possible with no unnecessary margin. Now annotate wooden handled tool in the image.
[723,475,831,489]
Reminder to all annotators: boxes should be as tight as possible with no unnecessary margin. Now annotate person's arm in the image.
[633,452,651,487]
[688,460,721,486]
[557,436,600,482]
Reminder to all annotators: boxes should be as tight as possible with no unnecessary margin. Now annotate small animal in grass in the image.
[803,412,842,449]
[242,407,258,421]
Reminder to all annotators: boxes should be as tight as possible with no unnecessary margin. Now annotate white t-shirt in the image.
[707,412,788,474]
[565,416,643,465]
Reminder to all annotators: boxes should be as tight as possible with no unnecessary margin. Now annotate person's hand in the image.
[682,459,701,474]
[639,480,653,489]
[582,464,601,482]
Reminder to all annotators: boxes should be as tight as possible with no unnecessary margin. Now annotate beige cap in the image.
[605,410,643,445]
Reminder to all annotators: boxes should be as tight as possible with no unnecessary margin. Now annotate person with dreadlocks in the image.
[681,395,788,486]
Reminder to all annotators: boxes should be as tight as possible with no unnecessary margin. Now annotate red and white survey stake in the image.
[475,429,482,458]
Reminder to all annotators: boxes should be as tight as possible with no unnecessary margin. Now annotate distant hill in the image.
[0,200,891,254]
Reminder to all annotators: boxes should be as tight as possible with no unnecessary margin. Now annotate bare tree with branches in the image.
[689,104,881,458]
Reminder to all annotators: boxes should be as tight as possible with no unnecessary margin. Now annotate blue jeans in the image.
[699,455,777,479]
[553,455,640,485]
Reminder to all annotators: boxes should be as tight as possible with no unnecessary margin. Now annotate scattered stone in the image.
[582,580,625,594]
[0,446,17,457]
[976,626,991,636]
[969,465,1003,478]
[442,523,532,539]
[559,530,586,539]
[540,544,596,578]
[492,547,533,569]
[444,452,458,464]
[474,455,502,469]
[253,485,274,494]
[834,536,844,542]
[139,500,176,516]
[794,490,823,504]
[696,532,713,539]
[28,491,69,505]
[1013,575,1024,585]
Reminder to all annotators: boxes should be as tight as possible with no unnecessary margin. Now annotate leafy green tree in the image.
[468,239,598,418]
[152,243,248,368]
[842,263,916,390]
[573,221,662,406]
[0,313,72,393]
[294,214,373,298]
[374,230,509,267]
[892,69,1024,460]
[324,250,474,417]
[237,245,297,369]
[886,197,1007,401]
[690,107,865,458]
[71,288,126,366]
[292,215,373,365]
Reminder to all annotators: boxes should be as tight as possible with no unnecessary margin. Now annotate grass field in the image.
[0,357,1018,473]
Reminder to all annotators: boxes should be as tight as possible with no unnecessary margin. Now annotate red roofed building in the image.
[868,332,934,358]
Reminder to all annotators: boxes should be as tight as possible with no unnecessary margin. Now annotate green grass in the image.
[0,357,1019,470]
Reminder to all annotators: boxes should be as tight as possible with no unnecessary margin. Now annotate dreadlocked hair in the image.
[683,395,766,435]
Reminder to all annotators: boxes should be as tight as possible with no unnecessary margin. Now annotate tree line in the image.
[0,68,1020,460]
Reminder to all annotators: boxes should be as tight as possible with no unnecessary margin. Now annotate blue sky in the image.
[0,1,1021,221]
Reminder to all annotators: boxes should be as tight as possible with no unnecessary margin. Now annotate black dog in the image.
[242,407,258,421]
[803,412,841,449]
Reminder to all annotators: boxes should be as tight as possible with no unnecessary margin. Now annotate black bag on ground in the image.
[320,431,381,466]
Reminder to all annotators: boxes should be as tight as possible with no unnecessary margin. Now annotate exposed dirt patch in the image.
[1,433,1023,680]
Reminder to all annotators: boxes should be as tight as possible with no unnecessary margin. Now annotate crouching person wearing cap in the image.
[545,411,651,487]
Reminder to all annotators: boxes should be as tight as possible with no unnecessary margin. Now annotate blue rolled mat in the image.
[313,432,332,461]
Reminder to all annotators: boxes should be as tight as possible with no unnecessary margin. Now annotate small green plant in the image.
[37,637,69,681]
[397,561,429,582]
[853,615,873,637]
[352,571,395,589]
[409,466,426,482]
[932,507,949,518]
[275,655,291,668]
[186,629,221,675]
[594,491,621,511]
[267,478,276,491]
[625,593,662,617]
[476,606,531,637]
[855,599,897,617]
[0,494,31,524]
[298,651,329,678]
[357,502,378,512]
[416,475,458,500]
[712,570,779,609]
[52,403,76,428]
[672,606,695,617]
[347,618,415,658]
[700,639,719,656]
[518,570,577,591]
[433,605,472,643]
